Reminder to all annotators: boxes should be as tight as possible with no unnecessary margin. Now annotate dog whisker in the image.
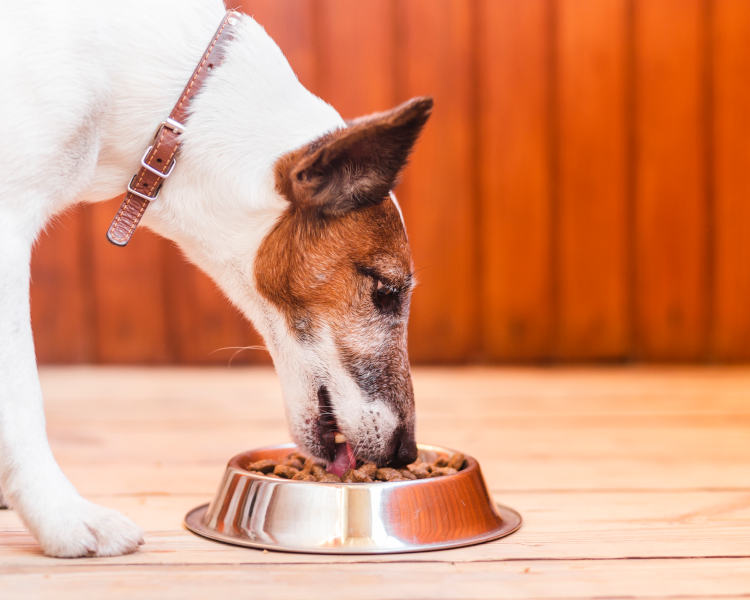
[210,345,269,354]
[208,345,269,366]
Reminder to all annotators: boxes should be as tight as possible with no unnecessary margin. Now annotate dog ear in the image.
[276,97,433,216]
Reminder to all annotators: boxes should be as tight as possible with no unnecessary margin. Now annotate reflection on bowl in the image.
[184,443,521,554]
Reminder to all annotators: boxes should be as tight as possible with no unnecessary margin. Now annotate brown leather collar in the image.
[107,10,239,246]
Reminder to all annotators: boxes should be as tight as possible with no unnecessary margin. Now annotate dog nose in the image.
[391,427,418,467]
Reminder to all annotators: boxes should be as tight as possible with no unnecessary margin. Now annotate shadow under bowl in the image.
[184,443,521,554]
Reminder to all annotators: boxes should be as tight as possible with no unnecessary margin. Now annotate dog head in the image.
[254,97,432,467]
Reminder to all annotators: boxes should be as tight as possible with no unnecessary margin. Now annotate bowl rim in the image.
[226,442,479,487]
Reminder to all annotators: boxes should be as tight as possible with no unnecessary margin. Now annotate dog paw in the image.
[0,488,8,509]
[33,499,144,558]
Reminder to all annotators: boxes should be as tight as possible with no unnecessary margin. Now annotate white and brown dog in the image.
[0,0,431,557]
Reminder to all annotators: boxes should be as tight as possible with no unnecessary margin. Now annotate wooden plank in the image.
[315,0,396,117]
[633,0,709,360]
[39,365,750,415]
[4,490,750,565]
[478,0,552,361]
[396,0,476,362]
[2,560,749,600]
[30,367,750,494]
[712,0,750,360]
[87,198,172,363]
[556,0,629,359]
[30,206,93,363]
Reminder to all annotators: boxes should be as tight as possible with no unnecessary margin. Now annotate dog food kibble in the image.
[246,459,276,474]
[406,462,431,478]
[374,467,403,481]
[447,453,466,470]
[242,451,466,483]
[429,466,458,477]
[273,464,298,478]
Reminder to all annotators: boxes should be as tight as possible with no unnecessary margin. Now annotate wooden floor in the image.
[2,366,750,599]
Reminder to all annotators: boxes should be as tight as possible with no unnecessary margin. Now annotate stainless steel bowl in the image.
[184,443,521,554]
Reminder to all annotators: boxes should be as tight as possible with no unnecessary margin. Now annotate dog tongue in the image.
[327,438,356,478]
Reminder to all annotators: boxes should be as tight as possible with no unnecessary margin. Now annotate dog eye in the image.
[373,279,400,313]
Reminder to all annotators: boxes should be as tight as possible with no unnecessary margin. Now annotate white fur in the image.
[0,0,400,557]
[389,191,406,232]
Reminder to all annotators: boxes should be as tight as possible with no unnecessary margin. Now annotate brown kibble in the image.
[344,469,371,483]
[399,468,417,480]
[375,468,404,481]
[434,456,449,468]
[282,457,304,470]
[245,450,466,483]
[359,463,377,477]
[447,453,466,470]
[406,462,430,478]
[429,467,458,478]
[273,464,299,478]
[246,459,276,473]
[341,467,369,482]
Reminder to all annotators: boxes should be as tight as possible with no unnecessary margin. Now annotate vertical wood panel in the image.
[556,0,629,359]
[712,0,750,360]
[478,0,552,361]
[634,0,709,360]
[397,0,476,362]
[239,0,317,91]
[30,208,93,363]
[88,199,172,363]
[316,0,396,117]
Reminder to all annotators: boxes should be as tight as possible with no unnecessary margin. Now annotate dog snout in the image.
[389,425,418,467]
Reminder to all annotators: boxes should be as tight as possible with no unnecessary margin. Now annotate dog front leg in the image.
[0,227,143,557]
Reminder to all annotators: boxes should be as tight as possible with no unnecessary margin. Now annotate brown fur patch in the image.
[275,97,432,217]
[254,197,411,336]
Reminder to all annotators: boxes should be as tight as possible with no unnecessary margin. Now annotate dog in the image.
[0,0,432,557]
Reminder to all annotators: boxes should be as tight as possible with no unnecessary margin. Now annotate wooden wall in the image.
[30,0,750,364]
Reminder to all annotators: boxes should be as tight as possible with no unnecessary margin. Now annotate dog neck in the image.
[87,8,345,320]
